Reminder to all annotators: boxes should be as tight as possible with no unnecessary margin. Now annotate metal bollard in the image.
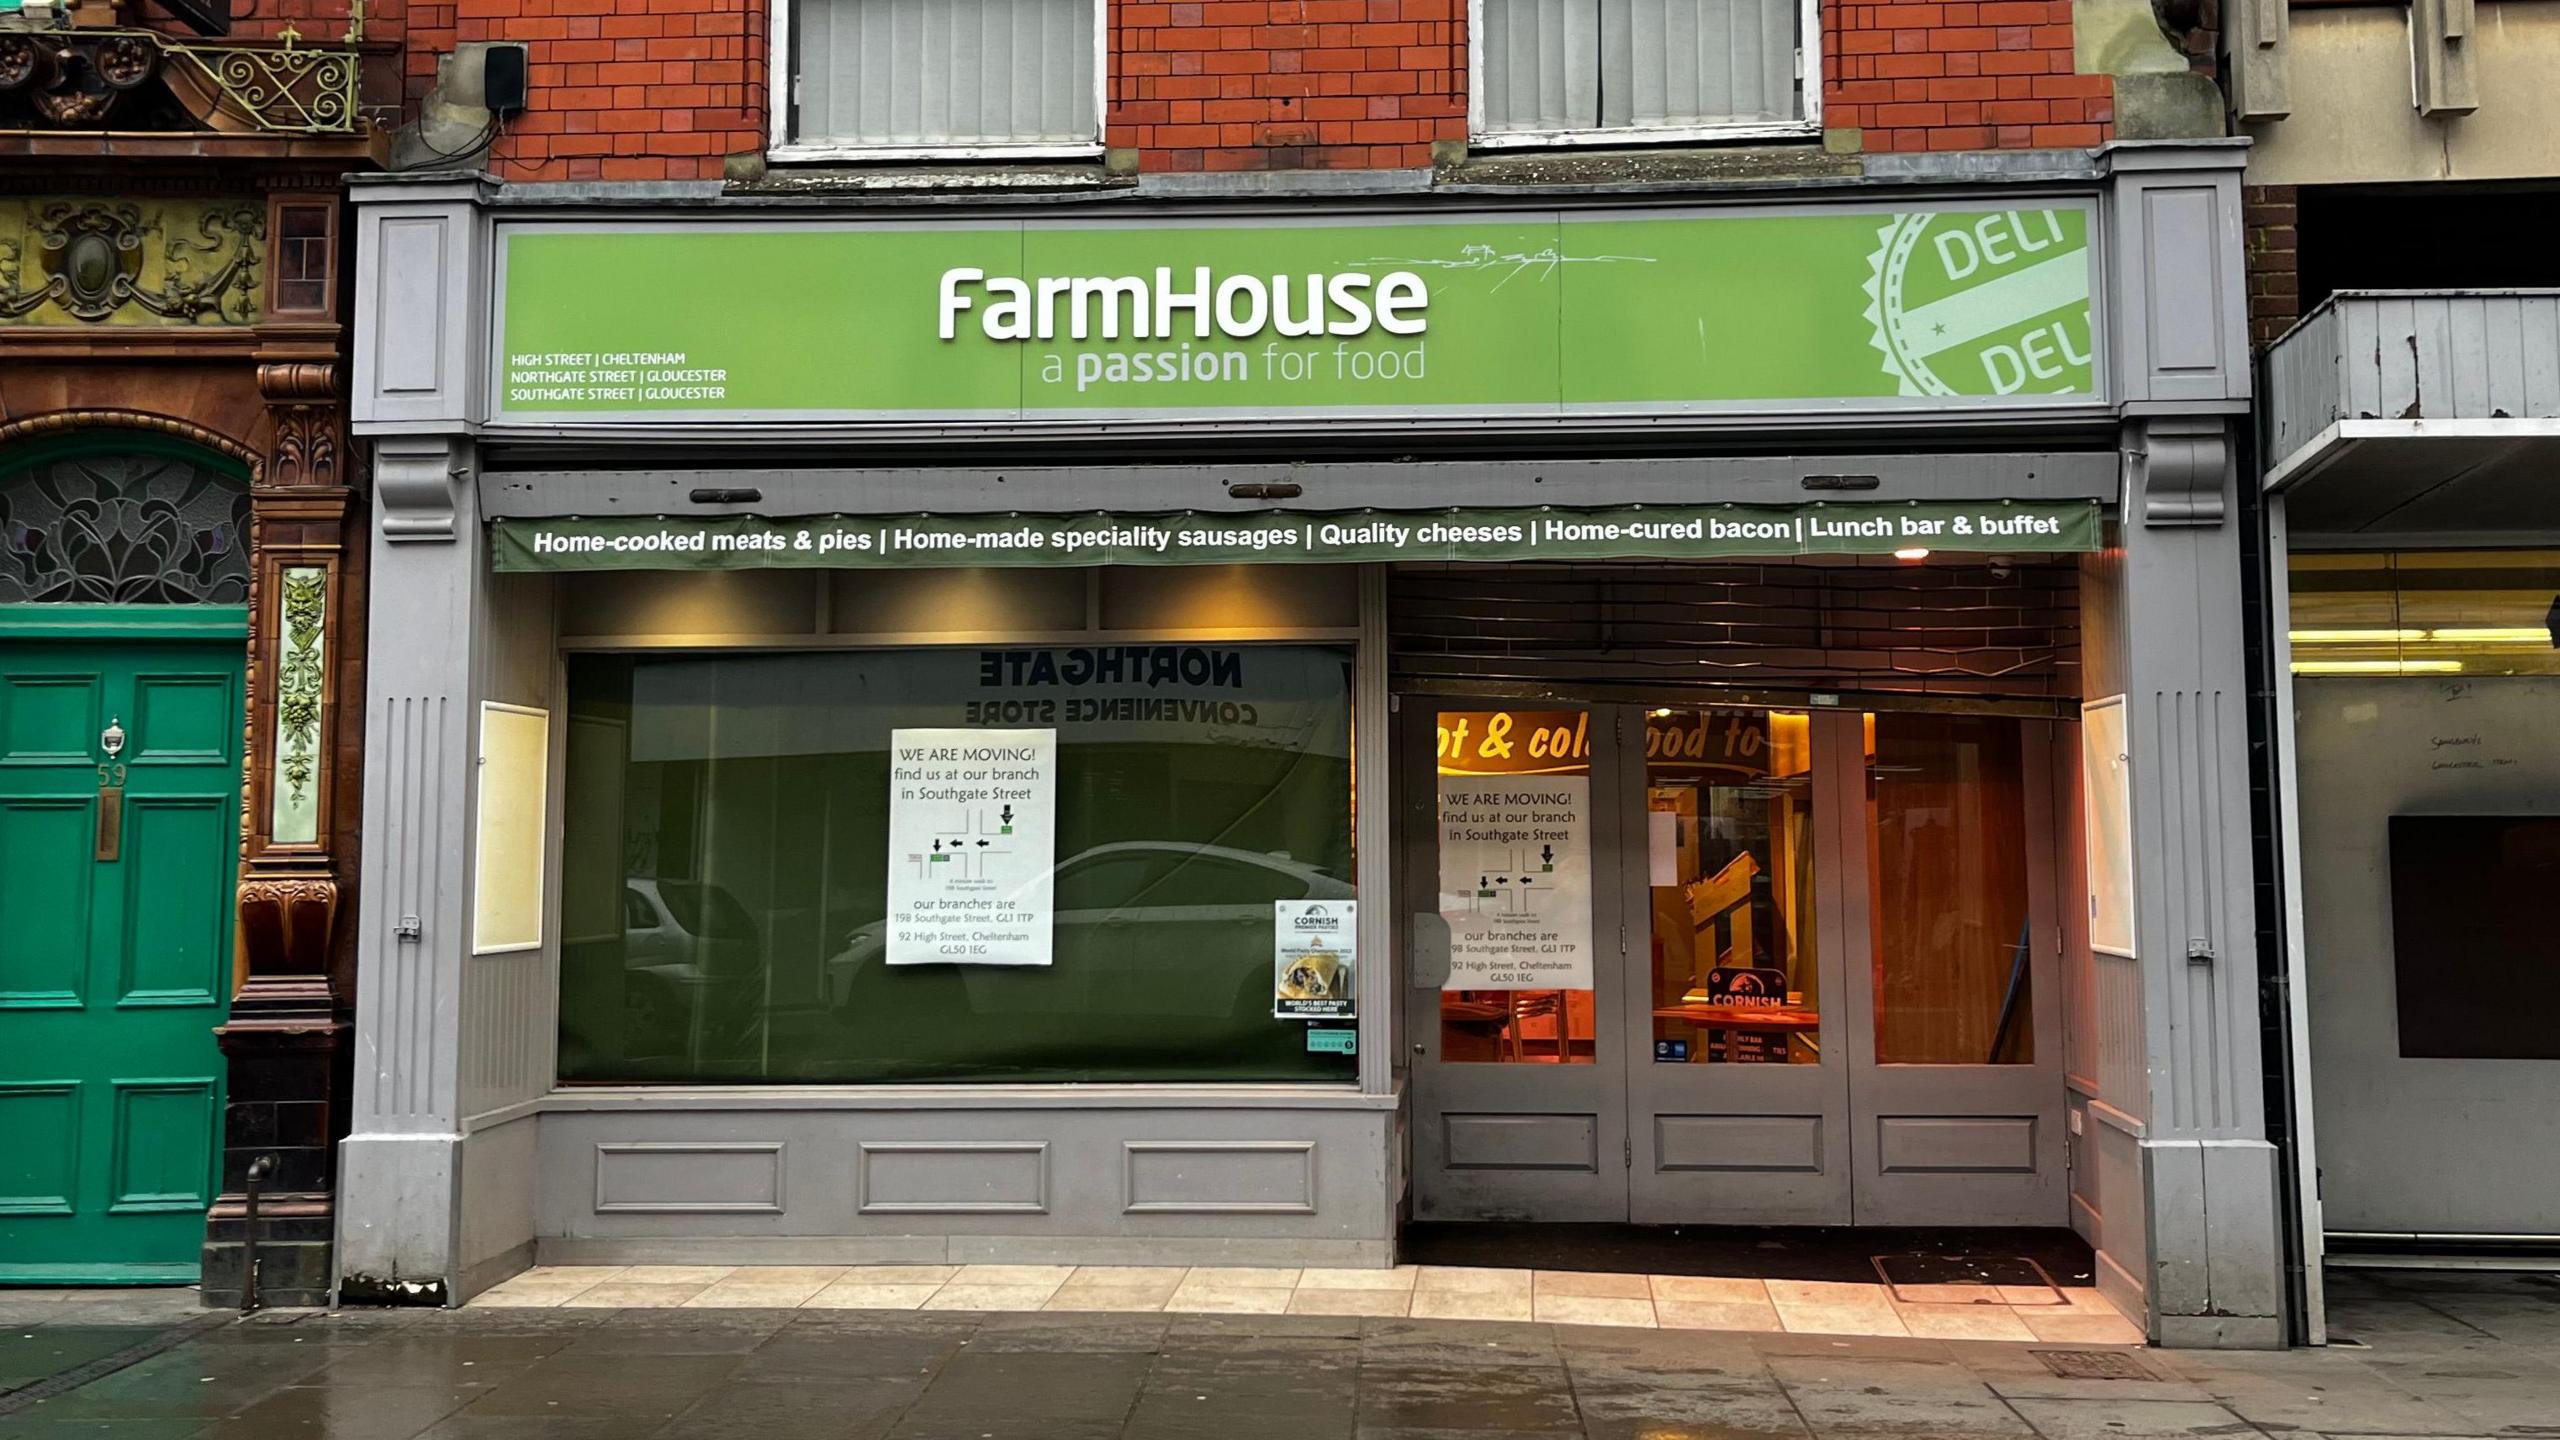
[241,1154,277,1314]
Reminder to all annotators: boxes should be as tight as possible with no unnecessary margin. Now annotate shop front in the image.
[342,144,2289,1345]
[2261,292,2560,1305]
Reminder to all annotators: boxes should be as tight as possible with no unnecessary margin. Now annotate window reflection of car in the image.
[823,841,1350,1020]
[622,878,763,1038]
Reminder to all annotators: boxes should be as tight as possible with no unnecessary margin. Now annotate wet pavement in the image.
[0,1268,2553,1440]
[0,1289,217,1401]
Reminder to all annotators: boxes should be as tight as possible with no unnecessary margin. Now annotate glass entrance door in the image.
[1840,712,2067,1226]
[1622,707,1855,1224]
[1406,704,1630,1222]
[1405,700,2064,1228]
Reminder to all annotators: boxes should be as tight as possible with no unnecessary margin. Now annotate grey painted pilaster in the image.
[1355,566,1394,1095]
[338,437,491,1299]
[340,176,500,1301]
[350,177,494,436]
[2100,143,2286,1349]
[2103,143,2251,415]
[2118,425,2286,1348]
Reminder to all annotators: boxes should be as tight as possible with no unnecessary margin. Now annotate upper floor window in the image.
[1474,0,1811,145]
[779,0,1102,159]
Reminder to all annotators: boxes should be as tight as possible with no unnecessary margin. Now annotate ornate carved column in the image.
[204,359,360,1308]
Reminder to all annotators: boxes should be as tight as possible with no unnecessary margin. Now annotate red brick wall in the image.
[2244,184,2300,349]
[1109,0,1466,172]
[407,0,2114,181]
[403,0,768,181]
[1820,1,2112,152]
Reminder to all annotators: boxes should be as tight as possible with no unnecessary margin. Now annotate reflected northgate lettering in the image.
[977,646,1246,690]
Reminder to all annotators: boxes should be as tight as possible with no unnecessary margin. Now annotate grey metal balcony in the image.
[2264,290,2560,535]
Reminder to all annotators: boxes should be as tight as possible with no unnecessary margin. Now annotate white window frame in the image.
[1465,0,1824,149]
[768,0,1109,164]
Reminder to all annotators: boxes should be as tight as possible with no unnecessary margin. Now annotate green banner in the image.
[489,502,2103,573]
[497,205,2098,424]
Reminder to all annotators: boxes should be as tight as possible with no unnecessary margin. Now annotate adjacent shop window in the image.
[556,644,1354,1084]
[1867,713,2033,1066]
[2290,551,2560,678]
[1646,709,1822,1065]
[784,0,1100,155]
[1476,0,1806,142]
[2388,815,2560,1061]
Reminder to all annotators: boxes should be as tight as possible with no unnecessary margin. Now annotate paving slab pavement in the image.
[0,1270,2552,1440]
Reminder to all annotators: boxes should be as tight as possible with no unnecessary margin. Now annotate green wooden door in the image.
[0,623,242,1283]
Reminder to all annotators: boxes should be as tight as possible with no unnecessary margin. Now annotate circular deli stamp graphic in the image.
[1863,209,2096,398]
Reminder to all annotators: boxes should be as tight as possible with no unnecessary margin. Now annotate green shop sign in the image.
[496,204,2100,425]
[489,502,2103,573]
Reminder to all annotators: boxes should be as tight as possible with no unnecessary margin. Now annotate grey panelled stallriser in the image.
[529,1104,1394,1266]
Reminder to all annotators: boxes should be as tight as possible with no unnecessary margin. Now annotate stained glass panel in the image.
[0,448,251,605]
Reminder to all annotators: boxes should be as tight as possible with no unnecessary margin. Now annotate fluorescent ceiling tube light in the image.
[2419,627,2553,645]
[2291,659,2464,675]
[2288,628,2424,643]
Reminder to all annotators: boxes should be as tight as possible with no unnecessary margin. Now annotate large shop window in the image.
[557,645,1355,1084]
[1476,0,1805,141]
[785,0,1101,155]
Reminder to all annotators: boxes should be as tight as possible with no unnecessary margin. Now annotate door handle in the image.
[1411,912,1451,989]
[95,716,127,862]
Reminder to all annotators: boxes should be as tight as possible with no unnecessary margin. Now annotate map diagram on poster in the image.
[886,727,1056,966]
[1437,774,1592,990]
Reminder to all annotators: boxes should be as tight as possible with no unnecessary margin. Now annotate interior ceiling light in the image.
[2291,659,2464,675]
[1892,547,1930,561]
[2421,627,2553,645]
[2291,627,2552,646]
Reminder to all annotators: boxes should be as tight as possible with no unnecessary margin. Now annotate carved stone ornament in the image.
[373,434,468,542]
[261,364,343,489]
[234,875,340,1019]
[0,198,265,326]
[2131,416,2231,527]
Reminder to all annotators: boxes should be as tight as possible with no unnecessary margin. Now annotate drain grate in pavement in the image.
[2034,1349,2157,1380]
[1872,1251,2063,1306]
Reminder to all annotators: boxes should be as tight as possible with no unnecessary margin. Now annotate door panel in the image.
[2,797,93,1004]
[1624,706,1853,1225]
[130,673,234,763]
[1407,701,1627,1222]
[0,638,237,1282]
[0,1081,81,1213]
[2,672,98,761]
[120,796,233,1005]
